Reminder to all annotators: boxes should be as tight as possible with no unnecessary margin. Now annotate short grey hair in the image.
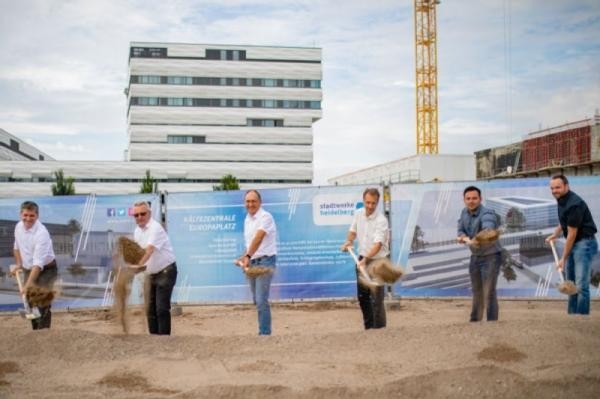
[133,200,151,209]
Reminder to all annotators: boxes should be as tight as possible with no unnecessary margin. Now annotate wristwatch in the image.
[245,254,252,259]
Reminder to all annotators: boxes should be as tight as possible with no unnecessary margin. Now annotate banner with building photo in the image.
[166,185,382,302]
[0,194,159,311]
[390,176,600,298]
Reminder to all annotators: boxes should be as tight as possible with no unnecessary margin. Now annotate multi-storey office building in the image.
[126,42,322,185]
[0,43,322,198]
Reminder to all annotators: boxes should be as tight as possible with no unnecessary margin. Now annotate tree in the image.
[213,174,240,191]
[51,169,75,196]
[140,170,157,193]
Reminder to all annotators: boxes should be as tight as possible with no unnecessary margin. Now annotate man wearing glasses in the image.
[130,201,178,335]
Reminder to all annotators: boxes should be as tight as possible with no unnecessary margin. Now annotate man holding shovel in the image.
[457,186,502,322]
[236,190,277,336]
[546,175,598,315]
[130,201,178,335]
[341,188,389,330]
[12,201,58,330]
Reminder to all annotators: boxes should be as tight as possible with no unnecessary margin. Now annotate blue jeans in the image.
[469,252,501,321]
[248,255,276,335]
[566,238,598,315]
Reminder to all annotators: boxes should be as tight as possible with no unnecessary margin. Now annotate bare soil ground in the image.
[1,298,599,398]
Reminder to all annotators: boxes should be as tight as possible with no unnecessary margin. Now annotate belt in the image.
[577,235,596,241]
[44,259,57,269]
[252,255,275,261]
[153,262,176,275]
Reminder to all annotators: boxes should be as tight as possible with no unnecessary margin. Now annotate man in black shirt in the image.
[546,175,598,315]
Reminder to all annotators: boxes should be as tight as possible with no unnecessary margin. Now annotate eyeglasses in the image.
[133,212,148,218]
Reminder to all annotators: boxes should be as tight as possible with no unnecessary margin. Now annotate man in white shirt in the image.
[341,188,389,329]
[236,190,277,335]
[130,201,178,335]
[12,201,58,330]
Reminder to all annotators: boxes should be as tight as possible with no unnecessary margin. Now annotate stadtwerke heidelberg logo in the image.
[312,194,363,226]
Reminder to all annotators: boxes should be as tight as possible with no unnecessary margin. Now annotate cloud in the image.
[0,0,598,185]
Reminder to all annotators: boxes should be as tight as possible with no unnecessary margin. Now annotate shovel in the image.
[14,268,41,320]
[346,247,381,289]
[549,241,578,295]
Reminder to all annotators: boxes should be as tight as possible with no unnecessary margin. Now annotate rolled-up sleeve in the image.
[481,209,499,230]
[258,212,276,236]
[372,216,389,244]
[457,212,467,236]
[147,224,169,251]
[33,230,53,269]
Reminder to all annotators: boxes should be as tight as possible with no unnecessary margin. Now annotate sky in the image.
[0,0,599,184]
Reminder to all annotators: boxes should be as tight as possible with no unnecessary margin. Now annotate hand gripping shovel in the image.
[346,247,381,290]
[549,241,578,295]
[14,269,41,320]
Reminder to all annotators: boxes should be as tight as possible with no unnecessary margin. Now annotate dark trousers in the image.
[357,256,386,329]
[24,260,58,330]
[147,263,177,335]
[469,252,501,322]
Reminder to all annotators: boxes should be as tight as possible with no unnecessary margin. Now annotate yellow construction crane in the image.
[414,0,440,154]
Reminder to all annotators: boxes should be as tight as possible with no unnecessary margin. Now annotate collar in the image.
[557,190,572,206]
[364,209,377,220]
[467,205,482,217]
[139,218,153,231]
[23,220,40,233]
[247,207,263,220]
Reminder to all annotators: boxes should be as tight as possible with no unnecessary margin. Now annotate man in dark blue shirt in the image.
[546,175,598,315]
[457,186,502,322]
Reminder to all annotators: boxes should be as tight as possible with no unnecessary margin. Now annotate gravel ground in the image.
[0,298,599,398]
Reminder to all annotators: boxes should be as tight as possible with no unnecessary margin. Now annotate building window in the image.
[248,119,284,127]
[131,97,320,110]
[167,76,193,85]
[131,75,321,88]
[130,47,167,58]
[9,139,19,151]
[205,49,247,60]
[167,135,206,144]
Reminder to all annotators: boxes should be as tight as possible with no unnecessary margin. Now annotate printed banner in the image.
[0,194,159,311]
[166,185,382,302]
[390,176,600,297]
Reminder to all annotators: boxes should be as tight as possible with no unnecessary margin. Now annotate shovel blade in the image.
[19,307,41,320]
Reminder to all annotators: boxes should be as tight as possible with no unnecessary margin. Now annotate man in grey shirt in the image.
[457,186,501,322]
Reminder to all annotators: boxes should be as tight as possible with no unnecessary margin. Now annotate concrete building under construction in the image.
[475,113,600,180]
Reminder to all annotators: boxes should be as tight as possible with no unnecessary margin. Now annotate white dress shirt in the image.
[13,220,56,270]
[134,218,176,274]
[244,207,277,258]
[349,208,390,259]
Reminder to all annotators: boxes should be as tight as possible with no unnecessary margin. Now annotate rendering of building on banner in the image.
[0,43,322,198]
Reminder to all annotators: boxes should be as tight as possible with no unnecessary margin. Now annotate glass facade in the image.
[167,135,206,144]
[131,97,321,109]
[130,75,321,88]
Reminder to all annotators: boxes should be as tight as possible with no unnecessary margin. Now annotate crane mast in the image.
[414,0,440,154]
